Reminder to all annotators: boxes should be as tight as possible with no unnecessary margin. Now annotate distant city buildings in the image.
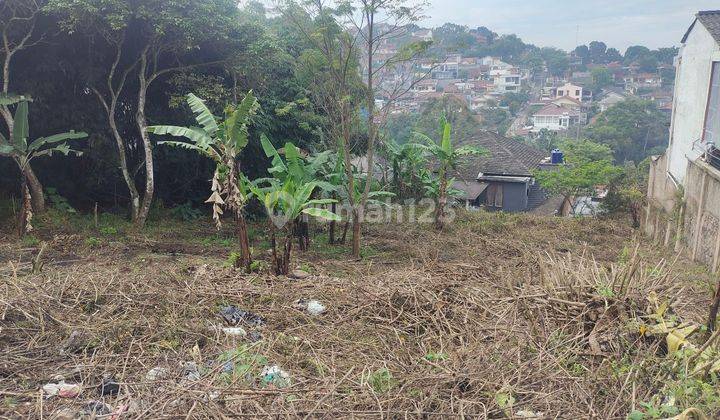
[364,24,675,141]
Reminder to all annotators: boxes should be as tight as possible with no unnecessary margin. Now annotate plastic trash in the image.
[145,367,169,381]
[291,269,310,279]
[182,361,201,381]
[222,327,248,336]
[98,376,120,396]
[42,381,82,398]
[81,401,113,416]
[260,365,290,388]
[219,305,265,327]
[294,299,326,316]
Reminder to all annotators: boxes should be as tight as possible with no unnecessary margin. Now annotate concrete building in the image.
[530,103,581,131]
[666,10,720,184]
[555,83,584,102]
[646,10,720,272]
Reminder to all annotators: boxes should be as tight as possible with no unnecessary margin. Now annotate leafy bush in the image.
[99,226,118,235]
[368,368,395,394]
[45,187,76,213]
[171,201,204,221]
[84,237,102,248]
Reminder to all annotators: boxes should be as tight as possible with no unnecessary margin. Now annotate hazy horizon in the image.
[420,0,719,52]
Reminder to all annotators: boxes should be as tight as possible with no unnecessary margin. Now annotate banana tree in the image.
[413,116,486,230]
[0,98,87,236]
[384,138,427,200]
[306,150,346,244]
[249,145,340,275]
[260,135,337,250]
[148,92,258,271]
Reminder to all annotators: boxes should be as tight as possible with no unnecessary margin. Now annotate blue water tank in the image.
[551,149,564,164]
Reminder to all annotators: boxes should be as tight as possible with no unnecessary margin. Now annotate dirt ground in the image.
[0,210,717,419]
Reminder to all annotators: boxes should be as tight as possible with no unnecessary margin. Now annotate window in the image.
[704,62,720,145]
[486,184,504,208]
[575,89,580,96]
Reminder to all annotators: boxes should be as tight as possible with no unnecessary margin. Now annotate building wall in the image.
[667,23,720,183]
[556,84,583,102]
[501,181,529,212]
[646,156,720,271]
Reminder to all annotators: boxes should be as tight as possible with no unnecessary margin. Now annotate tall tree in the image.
[534,139,622,216]
[624,45,651,64]
[48,0,241,228]
[591,67,613,92]
[345,0,428,257]
[586,99,668,163]
[541,47,569,77]
[588,40,607,64]
[0,0,48,212]
[605,47,623,63]
[573,45,589,62]
[283,0,428,258]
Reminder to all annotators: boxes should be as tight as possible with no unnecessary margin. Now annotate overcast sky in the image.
[421,0,719,52]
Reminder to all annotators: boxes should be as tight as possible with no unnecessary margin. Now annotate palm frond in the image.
[186,93,219,136]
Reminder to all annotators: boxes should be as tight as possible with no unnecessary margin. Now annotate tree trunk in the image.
[328,201,336,244]
[134,50,155,229]
[23,163,45,214]
[235,210,252,272]
[351,208,361,258]
[4,118,45,214]
[271,227,279,274]
[282,231,293,275]
[294,217,309,251]
[92,35,140,222]
[106,95,140,221]
[708,278,720,336]
[17,177,30,237]
[272,223,294,275]
[340,220,349,244]
[435,172,448,230]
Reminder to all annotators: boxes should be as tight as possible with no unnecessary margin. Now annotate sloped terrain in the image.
[0,210,717,418]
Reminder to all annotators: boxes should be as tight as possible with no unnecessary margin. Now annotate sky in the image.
[421,0,720,52]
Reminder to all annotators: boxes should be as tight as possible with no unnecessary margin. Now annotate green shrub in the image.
[171,201,204,221]
[46,187,76,213]
[84,237,102,248]
[22,235,40,247]
[368,368,395,394]
[99,226,118,235]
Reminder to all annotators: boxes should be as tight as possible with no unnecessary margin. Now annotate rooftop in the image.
[453,132,547,179]
[533,103,581,117]
[682,10,720,44]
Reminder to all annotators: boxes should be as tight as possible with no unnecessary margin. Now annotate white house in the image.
[645,11,720,271]
[531,103,581,131]
[666,10,720,184]
[481,57,522,94]
[555,83,584,102]
[493,71,521,94]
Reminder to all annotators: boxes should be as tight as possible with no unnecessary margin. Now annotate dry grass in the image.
[0,210,717,418]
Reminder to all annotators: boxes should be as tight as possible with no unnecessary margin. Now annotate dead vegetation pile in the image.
[0,212,717,418]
